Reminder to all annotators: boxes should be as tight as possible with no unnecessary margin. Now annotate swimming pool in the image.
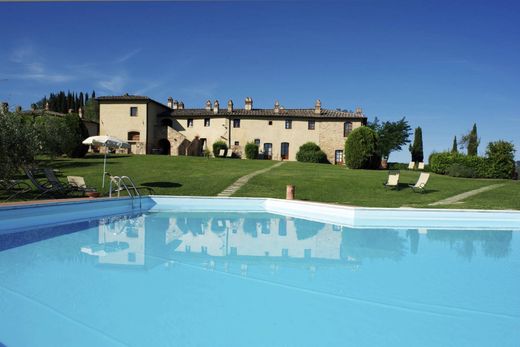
[1,197,519,346]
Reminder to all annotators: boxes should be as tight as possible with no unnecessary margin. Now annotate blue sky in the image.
[1,1,519,162]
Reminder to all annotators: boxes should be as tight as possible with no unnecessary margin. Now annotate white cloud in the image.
[9,44,34,63]
[115,48,142,63]
[98,75,128,93]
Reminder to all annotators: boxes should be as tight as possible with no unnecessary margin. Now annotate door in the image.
[335,150,344,164]
[263,143,272,160]
[281,142,289,160]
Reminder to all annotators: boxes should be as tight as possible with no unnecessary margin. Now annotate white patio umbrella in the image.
[82,135,131,188]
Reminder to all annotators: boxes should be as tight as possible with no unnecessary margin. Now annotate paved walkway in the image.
[217,161,285,197]
[428,183,505,206]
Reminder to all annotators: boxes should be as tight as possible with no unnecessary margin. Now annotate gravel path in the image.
[217,161,285,197]
[428,183,505,206]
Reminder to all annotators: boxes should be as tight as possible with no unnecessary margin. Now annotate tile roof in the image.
[97,95,150,101]
[158,108,365,119]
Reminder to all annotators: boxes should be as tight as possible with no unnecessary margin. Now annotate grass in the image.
[233,161,520,210]
[2,155,518,210]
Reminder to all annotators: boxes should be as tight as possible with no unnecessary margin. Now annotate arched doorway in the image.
[158,139,171,155]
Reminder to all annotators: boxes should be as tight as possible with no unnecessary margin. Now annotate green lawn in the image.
[2,155,519,210]
[233,161,520,210]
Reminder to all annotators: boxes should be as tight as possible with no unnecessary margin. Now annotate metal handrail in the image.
[108,175,142,209]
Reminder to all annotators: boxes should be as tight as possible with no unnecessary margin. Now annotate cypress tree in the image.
[451,136,458,154]
[91,90,96,99]
[85,92,89,104]
[409,127,424,162]
[467,123,479,156]
[79,92,84,109]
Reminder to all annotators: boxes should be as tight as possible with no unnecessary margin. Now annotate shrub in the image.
[486,141,516,179]
[446,163,476,178]
[296,142,328,163]
[344,126,380,169]
[245,142,259,159]
[34,113,88,158]
[212,140,228,157]
[429,151,490,178]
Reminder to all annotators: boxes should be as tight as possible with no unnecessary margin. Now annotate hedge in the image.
[429,152,489,178]
[245,142,259,159]
[212,140,228,157]
[344,126,380,169]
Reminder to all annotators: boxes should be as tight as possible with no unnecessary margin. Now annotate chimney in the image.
[173,100,179,110]
[227,100,233,112]
[205,100,212,111]
[15,105,22,113]
[314,99,321,114]
[45,101,49,111]
[213,100,219,114]
[1,102,8,114]
[274,100,280,114]
[245,97,253,111]
[78,107,83,118]
[167,96,174,108]
[178,102,184,110]
[355,107,363,115]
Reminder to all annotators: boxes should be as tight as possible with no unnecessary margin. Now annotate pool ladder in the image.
[109,175,142,209]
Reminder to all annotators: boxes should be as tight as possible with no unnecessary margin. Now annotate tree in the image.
[409,127,424,162]
[0,112,38,179]
[344,126,380,169]
[486,140,515,179]
[367,117,411,160]
[296,142,328,163]
[461,123,479,156]
[451,136,458,154]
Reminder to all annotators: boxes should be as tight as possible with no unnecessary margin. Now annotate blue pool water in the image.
[1,208,519,346]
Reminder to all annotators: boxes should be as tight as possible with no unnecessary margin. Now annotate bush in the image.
[212,140,228,157]
[344,126,380,169]
[446,163,476,178]
[245,142,259,159]
[486,141,516,179]
[296,142,328,163]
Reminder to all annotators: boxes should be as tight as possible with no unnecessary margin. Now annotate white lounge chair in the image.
[219,149,225,157]
[67,176,97,193]
[409,172,430,193]
[384,170,400,190]
[417,162,425,170]
[408,162,415,170]
[226,150,233,158]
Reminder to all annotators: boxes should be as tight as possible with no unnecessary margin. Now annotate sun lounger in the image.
[226,150,233,158]
[67,176,97,193]
[23,167,73,199]
[417,162,425,170]
[408,162,415,170]
[43,168,80,197]
[383,170,400,190]
[409,172,430,193]
[0,179,32,201]
[219,149,226,157]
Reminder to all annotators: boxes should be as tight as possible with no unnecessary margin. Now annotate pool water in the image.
[1,210,519,346]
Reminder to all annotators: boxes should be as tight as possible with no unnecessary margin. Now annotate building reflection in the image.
[81,212,514,269]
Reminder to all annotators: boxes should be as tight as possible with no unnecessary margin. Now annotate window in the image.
[130,107,138,117]
[344,121,353,137]
[285,120,292,129]
[128,131,140,141]
[308,120,315,130]
[263,143,272,160]
[234,141,240,146]
[254,139,260,146]
[281,142,289,160]
[233,119,240,128]
[335,150,344,164]
[187,119,194,127]
[268,120,273,125]
[204,118,210,127]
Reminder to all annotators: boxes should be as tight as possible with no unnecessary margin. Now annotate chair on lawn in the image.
[417,162,425,170]
[226,150,233,158]
[43,168,82,197]
[383,170,400,190]
[219,149,226,157]
[409,172,430,193]
[23,167,70,199]
[0,179,32,201]
[407,162,416,170]
[67,176,98,194]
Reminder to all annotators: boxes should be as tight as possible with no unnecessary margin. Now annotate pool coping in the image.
[1,195,519,232]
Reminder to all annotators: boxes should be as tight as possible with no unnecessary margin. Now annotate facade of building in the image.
[98,95,367,163]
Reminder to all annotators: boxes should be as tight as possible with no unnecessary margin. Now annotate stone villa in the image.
[98,95,367,163]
